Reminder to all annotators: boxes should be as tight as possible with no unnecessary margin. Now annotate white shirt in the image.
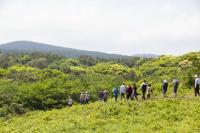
[195,78,200,88]
[147,87,152,94]
[68,99,72,105]
[120,85,126,94]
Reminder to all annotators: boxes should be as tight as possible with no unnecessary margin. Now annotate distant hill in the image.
[0,41,158,59]
[133,54,159,58]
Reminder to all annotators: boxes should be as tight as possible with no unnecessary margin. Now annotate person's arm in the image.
[140,83,143,89]
[195,79,197,88]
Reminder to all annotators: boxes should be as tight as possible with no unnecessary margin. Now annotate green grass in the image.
[1,95,200,133]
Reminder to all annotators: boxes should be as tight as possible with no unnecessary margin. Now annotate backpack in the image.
[113,88,118,95]
[141,83,147,90]
[175,80,179,87]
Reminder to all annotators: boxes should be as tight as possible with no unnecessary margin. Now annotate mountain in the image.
[0,41,131,59]
[0,41,158,59]
[133,54,159,58]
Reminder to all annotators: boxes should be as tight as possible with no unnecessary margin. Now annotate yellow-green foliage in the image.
[88,63,128,75]
[1,97,200,133]
[8,65,36,72]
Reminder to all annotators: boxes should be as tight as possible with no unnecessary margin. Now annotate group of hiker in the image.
[67,91,90,107]
[67,75,200,106]
[98,90,109,102]
[112,81,152,102]
[112,78,180,102]
[162,78,179,97]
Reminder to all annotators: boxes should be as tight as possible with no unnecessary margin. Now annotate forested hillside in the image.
[0,51,199,118]
[0,41,132,59]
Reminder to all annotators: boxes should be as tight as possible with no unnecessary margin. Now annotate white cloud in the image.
[0,0,200,55]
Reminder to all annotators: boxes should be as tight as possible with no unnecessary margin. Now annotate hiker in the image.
[67,96,73,107]
[120,82,126,100]
[112,86,119,102]
[103,90,109,102]
[147,84,153,99]
[126,85,133,100]
[80,92,86,104]
[98,91,104,101]
[131,83,138,100]
[172,78,179,97]
[162,80,168,97]
[85,91,90,104]
[140,80,147,100]
[194,75,200,97]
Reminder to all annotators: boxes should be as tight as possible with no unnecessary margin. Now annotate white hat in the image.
[164,80,167,83]
[195,75,198,78]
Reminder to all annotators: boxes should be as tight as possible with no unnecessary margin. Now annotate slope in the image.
[1,97,200,133]
[0,41,130,59]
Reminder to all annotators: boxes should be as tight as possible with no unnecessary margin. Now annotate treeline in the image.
[0,51,199,118]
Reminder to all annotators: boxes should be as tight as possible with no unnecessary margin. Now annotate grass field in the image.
[1,92,200,133]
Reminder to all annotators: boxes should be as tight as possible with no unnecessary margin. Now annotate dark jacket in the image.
[126,86,133,95]
[162,82,168,90]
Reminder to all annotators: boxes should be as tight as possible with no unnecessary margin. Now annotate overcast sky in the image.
[0,0,200,55]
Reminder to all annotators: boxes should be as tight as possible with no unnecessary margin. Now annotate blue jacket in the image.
[113,88,119,96]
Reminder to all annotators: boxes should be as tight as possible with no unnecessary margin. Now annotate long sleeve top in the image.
[195,78,200,88]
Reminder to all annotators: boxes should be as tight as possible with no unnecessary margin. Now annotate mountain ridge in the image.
[0,41,158,58]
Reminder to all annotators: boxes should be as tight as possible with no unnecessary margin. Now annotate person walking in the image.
[67,96,73,107]
[147,84,153,99]
[113,86,119,102]
[172,78,179,97]
[126,85,133,100]
[120,82,126,100]
[80,92,86,105]
[103,90,109,102]
[85,91,90,104]
[195,75,200,97]
[98,91,104,101]
[140,80,147,100]
[162,80,168,97]
[132,83,138,100]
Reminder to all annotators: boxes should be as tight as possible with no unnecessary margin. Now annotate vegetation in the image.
[0,50,199,132]
[1,96,200,132]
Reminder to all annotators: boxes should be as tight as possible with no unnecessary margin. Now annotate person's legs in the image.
[197,85,200,96]
[195,87,197,97]
[115,95,117,102]
[104,97,107,102]
[142,90,146,100]
[128,94,131,100]
[131,95,134,100]
[163,89,167,97]
[123,93,125,99]
[135,95,138,100]
[121,93,124,100]
[80,99,84,105]
[147,94,150,99]
[173,87,177,96]
[126,94,129,100]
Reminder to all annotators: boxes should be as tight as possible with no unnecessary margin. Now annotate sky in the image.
[0,0,200,55]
